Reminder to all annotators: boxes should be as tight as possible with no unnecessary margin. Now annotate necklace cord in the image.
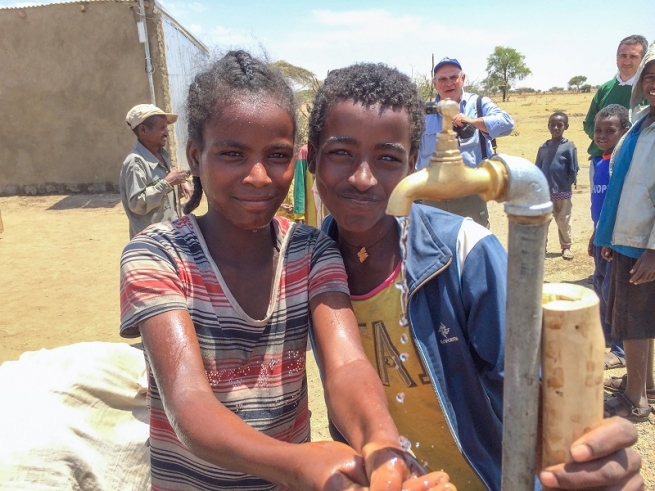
[339,224,396,263]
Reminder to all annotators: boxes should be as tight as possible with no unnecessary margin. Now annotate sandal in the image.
[603,393,652,422]
[604,374,655,403]
[604,351,626,370]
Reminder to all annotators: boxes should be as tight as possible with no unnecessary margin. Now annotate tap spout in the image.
[386,153,508,216]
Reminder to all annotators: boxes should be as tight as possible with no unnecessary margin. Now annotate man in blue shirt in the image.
[418,57,514,227]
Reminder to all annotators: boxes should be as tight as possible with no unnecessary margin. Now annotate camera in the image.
[424,102,476,139]
[453,123,476,140]
[424,101,439,114]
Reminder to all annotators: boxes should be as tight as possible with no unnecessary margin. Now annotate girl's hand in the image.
[290,441,368,491]
[362,442,452,491]
[630,249,655,285]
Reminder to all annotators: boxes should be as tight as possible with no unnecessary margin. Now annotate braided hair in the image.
[183,50,298,214]
[308,63,425,156]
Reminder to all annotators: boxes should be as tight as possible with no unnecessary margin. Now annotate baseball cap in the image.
[125,104,177,129]
[433,57,462,76]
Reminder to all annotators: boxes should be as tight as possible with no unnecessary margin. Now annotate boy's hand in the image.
[362,442,453,491]
[630,249,655,285]
[601,247,613,262]
[538,417,642,490]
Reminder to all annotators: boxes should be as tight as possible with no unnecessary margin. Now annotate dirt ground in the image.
[0,91,653,487]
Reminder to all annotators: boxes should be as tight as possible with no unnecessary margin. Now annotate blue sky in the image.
[3,0,654,90]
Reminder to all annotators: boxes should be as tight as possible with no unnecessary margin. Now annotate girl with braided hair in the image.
[119,50,452,491]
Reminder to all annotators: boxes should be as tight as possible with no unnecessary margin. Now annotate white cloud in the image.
[253,8,513,84]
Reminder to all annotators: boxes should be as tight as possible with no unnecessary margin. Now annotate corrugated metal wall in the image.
[159,9,208,170]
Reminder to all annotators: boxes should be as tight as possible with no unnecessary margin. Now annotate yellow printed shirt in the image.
[351,263,486,491]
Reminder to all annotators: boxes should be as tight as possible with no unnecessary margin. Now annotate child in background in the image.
[596,45,655,422]
[119,51,451,491]
[535,112,579,260]
[589,105,630,370]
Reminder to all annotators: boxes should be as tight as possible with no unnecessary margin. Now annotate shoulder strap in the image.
[476,96,497,158]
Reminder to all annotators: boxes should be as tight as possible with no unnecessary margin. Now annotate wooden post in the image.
[541,283,605,472]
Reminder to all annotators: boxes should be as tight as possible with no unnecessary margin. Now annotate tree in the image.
[481,72,504,96]
[270,60,321,141]
[414,73,434,101]
[271,60,320,93]
[568,75,588,92]
[463,78,483,96]
[515,87,536,94]
[485,46,531,102]
[580,84,592,93]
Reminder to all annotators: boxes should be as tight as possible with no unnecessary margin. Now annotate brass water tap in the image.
[386,99,508,217]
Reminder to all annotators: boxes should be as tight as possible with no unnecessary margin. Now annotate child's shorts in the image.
[607,251,655,340]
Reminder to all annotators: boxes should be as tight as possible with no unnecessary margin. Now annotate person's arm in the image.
[139,309,375,490]
[310,291,451,490]
[535,146,545,171]
[123,156,186,215]
[453,96,514,138]
[588,230,596,257]
[571,145,579,187]
[583,92,601,141]
[459,231,507,417]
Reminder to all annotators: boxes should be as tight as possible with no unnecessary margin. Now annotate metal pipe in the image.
[386,102,552,490]
[138,0,156,105]
[492,154,552,490]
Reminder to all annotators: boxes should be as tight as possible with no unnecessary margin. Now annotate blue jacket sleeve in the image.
[459,233,507,418]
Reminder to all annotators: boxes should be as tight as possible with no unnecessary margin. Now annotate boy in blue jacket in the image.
[307,62,642,491]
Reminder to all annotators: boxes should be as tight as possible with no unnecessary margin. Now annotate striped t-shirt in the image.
[120,215,349,490]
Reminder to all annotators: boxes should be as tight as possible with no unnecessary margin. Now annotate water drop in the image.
[400,333,408,344]
[396,392,405,403]
[399,353,409,362]
[399,435,411,451]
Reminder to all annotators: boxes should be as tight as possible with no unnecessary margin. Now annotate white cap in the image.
[125,104,177,129]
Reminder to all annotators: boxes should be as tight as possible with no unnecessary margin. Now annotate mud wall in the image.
[0,1,173,195]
